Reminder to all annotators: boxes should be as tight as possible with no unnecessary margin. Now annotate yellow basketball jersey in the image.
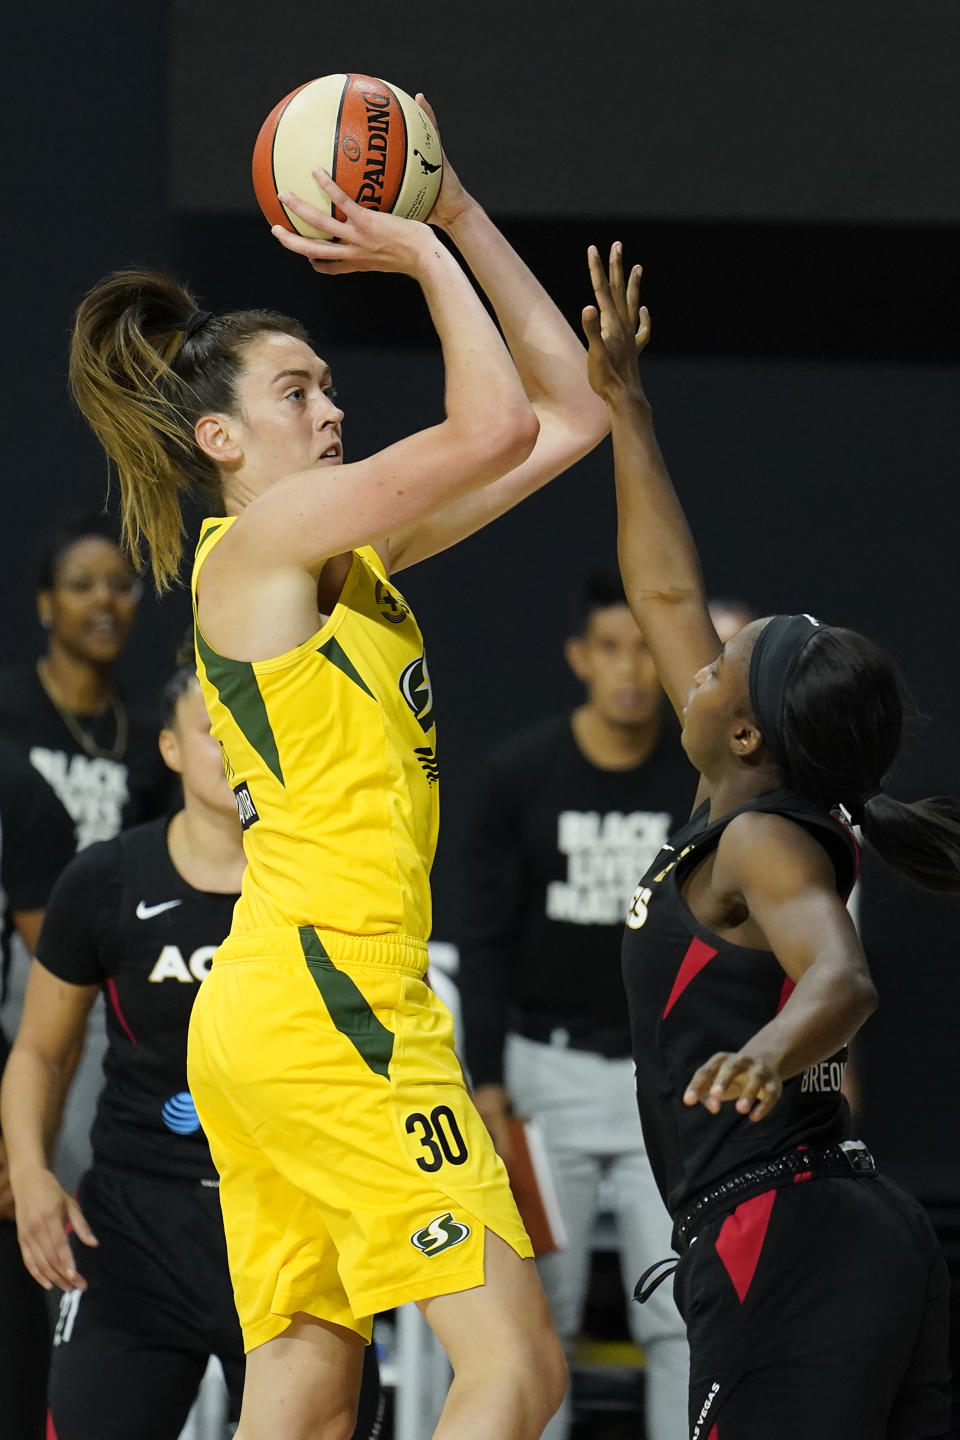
[191,519,438,939]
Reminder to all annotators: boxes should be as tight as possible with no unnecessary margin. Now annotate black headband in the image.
[748,613,824,771]
[182,309,213,341]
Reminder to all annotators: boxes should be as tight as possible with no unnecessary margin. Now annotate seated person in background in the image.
[459,571,694,1440]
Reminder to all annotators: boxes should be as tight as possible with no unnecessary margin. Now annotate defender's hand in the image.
[582,243,651,402]
[272,168,435,278]
[684,1050,783,1123]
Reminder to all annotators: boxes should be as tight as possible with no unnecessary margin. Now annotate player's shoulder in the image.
[0,661,42,721]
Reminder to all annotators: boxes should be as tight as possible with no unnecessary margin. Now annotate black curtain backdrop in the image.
[5,2,959,1200]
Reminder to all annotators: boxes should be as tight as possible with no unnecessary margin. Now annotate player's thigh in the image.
[48,1312,207,1440]
[237,1313,366,1440]
[418,1229,565,1386]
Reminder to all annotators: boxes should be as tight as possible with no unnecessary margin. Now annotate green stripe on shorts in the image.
[298,926,394,1080]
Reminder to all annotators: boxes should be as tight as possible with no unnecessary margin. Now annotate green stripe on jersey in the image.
[317,637,374,699]
[194,625,285,787]
[299,926,394,1080]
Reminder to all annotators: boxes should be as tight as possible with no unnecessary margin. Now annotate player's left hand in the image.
[582,243,651,402]
[684,1050,783,1123]
[414,94,474,231]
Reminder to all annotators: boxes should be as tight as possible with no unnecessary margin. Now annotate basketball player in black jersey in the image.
[579,245,958,1439]
[0,660,381,1440]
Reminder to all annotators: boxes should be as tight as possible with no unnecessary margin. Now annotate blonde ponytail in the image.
[69,269,309,592]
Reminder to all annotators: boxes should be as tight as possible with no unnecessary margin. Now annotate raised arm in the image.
[582,244,720,719]
[1,960,100,1290]
[387,99,610,571]
[224,170,540,580]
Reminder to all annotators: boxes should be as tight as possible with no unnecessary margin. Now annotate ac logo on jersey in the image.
[148,945,216,983]
[399,654,435,733]
[410,1212,471,1257]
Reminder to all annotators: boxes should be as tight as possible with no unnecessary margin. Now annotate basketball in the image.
[253,74,443,240]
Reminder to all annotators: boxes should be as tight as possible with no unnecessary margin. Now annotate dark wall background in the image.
[6,1,960,1197]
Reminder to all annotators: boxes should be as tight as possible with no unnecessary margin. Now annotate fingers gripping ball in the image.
[253,74,442,239]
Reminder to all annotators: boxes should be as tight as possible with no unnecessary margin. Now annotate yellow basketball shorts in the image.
[187,926,532,1351]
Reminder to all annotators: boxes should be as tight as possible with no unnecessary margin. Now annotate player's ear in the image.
[195,412,242,466]
[565,635,589,683]
[730,716,763,760]
[158,726,183,776]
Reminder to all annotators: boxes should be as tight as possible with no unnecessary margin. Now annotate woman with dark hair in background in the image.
[1,658,383,1440]
[0,513,172,852]
[64,107,607,1440]
[581,245,955,1438]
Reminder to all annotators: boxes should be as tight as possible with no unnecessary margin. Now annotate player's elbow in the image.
[488,404,540,471]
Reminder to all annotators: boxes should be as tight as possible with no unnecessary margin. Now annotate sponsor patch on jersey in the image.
[162,1091,202,1135]
[233,781,259,829]
[399,654,434,733]
[410,1211,470,1257]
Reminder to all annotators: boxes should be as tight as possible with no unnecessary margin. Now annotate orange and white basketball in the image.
[253,74,443,240]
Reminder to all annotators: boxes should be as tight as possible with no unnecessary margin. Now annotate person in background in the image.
[0,513,175,1193]
[460,571,694,1440]
[0,741,75,1440]
[1,657,382,1440]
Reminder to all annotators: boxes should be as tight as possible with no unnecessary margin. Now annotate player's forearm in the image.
[415,240,537,442]
[608,390,707,620]
[742,957,877,1083]
[443,201,608,426]
[0,1046,64,1180]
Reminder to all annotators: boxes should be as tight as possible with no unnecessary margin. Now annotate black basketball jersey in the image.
[37,818,239,1183]
[622,788,859,1214]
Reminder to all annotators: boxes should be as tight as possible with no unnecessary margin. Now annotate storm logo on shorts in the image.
[410,1212,471,1257]
[399,654,435,732]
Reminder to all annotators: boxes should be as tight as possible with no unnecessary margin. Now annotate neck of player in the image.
[167,802,245,895]
[41,640,114,713]
[571,702,661,771]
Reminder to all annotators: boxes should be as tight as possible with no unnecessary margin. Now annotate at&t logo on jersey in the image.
[410,1212,471,1257]
[162,1091,202,1135]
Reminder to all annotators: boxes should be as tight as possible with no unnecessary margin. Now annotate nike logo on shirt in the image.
[136,899,183,920]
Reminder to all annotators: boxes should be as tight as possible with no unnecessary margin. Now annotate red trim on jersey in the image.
[714,1188,777,1302]
[707,1427,718,1440]
[105,976,137,1047]
[776,975,796,1013]
[662,936,718,1018]
[46,1413,59,1440]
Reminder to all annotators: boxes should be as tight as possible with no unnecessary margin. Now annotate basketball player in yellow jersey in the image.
[68,103,608,1440]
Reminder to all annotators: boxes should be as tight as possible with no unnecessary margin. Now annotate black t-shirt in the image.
[459,714,695,1086]
[0,739,75,1063]
[36,817,239,1182]
[0,662,174,853]
[622,788,859,1214]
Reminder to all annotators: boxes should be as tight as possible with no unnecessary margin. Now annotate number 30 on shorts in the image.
[405,1105,469,1172]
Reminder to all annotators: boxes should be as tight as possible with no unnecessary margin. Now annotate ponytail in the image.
[69,268,308,591]
[859,792,960,894]
[774,626,960,895]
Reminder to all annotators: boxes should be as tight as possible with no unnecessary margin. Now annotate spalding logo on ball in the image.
[253,73,442,239]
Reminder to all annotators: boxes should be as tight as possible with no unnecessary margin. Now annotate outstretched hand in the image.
[582,243,651,402]
[683,1050,784,1124]
[271,168,433,278]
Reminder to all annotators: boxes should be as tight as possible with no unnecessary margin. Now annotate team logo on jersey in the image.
[399,654,434,733]
[376,579,409,624]
[233,781,259,829]
[162,1091,202,1135]
[410,1212,471,1257]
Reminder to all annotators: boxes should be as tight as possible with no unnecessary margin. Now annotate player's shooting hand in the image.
[271,169,434,277]
[414,94,473,232]
[684,1050,783,1124]
[582,243,651,403]
[12,1164,98,1293]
